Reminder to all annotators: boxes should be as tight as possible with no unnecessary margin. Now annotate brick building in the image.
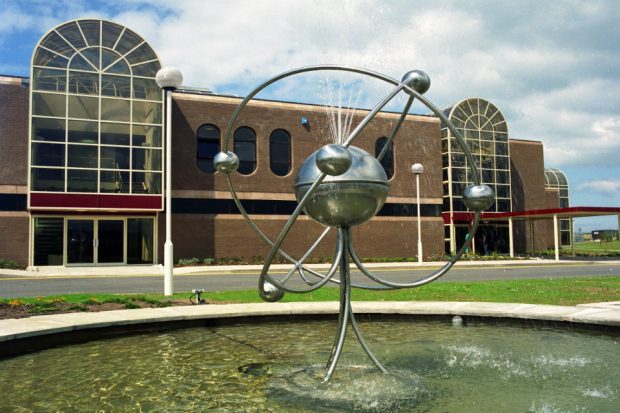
[0,18,567,268]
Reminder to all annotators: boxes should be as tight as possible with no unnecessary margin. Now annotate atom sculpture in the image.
[213,65,494,383]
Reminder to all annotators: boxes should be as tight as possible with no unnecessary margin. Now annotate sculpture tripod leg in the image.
[322,228,388,383]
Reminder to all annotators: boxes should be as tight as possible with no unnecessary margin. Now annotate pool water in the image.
[1,319,618,412]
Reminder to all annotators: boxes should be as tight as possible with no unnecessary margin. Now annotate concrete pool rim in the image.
[1,301,619,357]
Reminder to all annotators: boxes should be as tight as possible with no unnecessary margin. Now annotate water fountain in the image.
[2,66,618,412]
[214,65,495,382]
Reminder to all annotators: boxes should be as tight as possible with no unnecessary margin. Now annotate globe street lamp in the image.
[411,163,424,263]
[156,67,183,296]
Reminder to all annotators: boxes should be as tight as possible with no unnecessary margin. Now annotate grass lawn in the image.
[1,276,619,319]
[571,240,620,252]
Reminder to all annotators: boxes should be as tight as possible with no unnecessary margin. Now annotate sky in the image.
[1,0,619,232]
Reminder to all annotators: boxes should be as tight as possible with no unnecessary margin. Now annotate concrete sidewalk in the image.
[3,258,620,278]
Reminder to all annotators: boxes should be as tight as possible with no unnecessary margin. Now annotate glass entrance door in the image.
[67,219,94,264]
[98,220,124,263]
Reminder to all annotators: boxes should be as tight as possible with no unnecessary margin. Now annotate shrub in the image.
[0,259,22,269]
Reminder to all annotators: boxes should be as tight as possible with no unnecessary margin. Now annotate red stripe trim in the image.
[30,193,163,210]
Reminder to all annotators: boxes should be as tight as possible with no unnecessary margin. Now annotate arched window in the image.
[197,124,220,174]
[29,19,163,195]
[269,129,291,176]
[375,137,394,179]
[234,127,256,175]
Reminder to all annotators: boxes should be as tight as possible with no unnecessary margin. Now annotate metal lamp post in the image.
[411,163,424,263]
[156,67,183,296]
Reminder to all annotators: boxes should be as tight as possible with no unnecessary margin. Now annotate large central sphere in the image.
[295,146,389,227]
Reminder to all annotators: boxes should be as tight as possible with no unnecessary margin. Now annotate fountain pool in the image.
[1,317,618,412]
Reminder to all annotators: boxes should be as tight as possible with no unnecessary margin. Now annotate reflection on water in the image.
[1,319,618,412]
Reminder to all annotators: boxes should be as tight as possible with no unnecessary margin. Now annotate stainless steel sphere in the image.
[463,184,495,211]
[315,144,352,176]
[401,70,431,94]
[295,146,389,227]
[259,277,285,302]
[213,151,239,174]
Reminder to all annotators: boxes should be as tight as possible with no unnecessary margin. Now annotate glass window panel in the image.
[101,74,131,98]
[496,185,510,198]
[32,92,66,117]
[495,132,508,142]
[374,137,393,179]
[496,170,509,184]
[132,60,161,77]
[464,128,478,141]
[197,124,220,174]
[115,29,142,54]
[452,168,466,183]
[32,142,65,167]
[56,22,86,50]
[125,43,157,65]
[41,31,74,57]
[270,129,291,176]
[106,59,130,75]
[97,220,124,263]
[132,148,162,171]
[452,182,465,197]
[101,146,129,169]
[68,120,98,143]
[80,48,100,69]
[453,198,465,212]
[33,217,64,265]
[496,199,510,212]
[67,169,97,192]
[127,218,154,264]
[133,125,162,147]
[79,20,100,47]
[494,122,508,134]
[197,140,220,158]
[33,68,66,92]
[132,172,161,194]
[69,54,96,71]
[451,153,465,167]
[68,95,98,119]
[449,137,463,153]
[101,98,130,122]
[31,168,64,192]
[68,144,98,168]
[481,155,494,169]
[133,100,161,124]
[68,71,99,94]
[33,47,68,68]
[482,169,494,183]
[100,170,129,193]
[101,21,124,48]
[101,49,122,71]
[32,117,65,142]
[496,156,508,170]
[133,78,161,100]
[101,122,129,145]
[496,142,508,156]
[452,106,468,121]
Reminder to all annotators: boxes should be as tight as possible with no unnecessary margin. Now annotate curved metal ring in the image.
[222,65,482,293]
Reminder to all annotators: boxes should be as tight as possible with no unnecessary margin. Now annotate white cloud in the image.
[578,180,620,195]
[2,0,620,173]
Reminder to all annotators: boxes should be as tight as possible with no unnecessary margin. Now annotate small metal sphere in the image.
[213,151,239,174]
[315,144,352,176]
[401,70,431,94]
[296,146,389,227]
[411,163,424,174]
[463,184,495,211]
[259,278,284,302]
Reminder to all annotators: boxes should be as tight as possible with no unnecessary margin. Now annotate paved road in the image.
[1,262,619,297]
